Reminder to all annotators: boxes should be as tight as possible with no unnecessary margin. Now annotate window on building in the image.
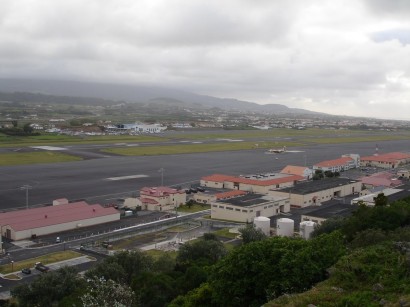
[219,206,224,209]
[226,207,233,210]
[235,209,240,211]
[212,205,217,208]
[242,210,248,212]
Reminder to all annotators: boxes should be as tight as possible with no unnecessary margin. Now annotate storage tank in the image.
[299,221,316,239]
[253,216,271,236]
[276,218,294,237]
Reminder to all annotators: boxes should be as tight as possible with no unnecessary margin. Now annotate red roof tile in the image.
[314,157,353,168]
[201,174,303,186]
[280,165,309,176]
[215,190,247,199]
[361,152,410,163]
[140,198,159,204]
[0,201,119,231]
[140,186,184,197]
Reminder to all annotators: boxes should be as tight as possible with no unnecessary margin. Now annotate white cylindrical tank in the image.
[253,216,271,236]
[299,221,316,239]
[276,218,294,237]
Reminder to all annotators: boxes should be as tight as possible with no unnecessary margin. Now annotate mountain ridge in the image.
[0,78,322,115]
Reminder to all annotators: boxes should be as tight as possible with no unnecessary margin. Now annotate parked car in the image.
[21,268,31,275]
[35,262,50,273]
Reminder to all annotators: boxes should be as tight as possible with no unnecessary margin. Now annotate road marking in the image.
[31,146,67,151]
[106,174,148,181]
[217,138,243,142]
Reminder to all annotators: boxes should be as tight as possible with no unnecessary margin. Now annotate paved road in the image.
[1,139,410,210]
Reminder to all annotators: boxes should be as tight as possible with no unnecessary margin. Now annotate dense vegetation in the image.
[9,196,410,306]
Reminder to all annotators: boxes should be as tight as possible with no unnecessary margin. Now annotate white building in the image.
[107,123,167,134]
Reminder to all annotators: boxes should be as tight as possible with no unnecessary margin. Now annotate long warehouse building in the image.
[0,201,120,241]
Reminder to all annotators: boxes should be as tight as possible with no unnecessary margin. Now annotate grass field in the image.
[102,141,299,156]
[168,128,372,140]
[0,250,84,274]
[0,151,82,166]
[0,133,167,147]
[306,135,410,144]
[213,227,238,239]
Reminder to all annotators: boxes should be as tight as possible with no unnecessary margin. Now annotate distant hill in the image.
[0,78,322,115]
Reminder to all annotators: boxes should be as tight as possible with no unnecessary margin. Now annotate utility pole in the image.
[20,185,32,209]
[159,168,164,186]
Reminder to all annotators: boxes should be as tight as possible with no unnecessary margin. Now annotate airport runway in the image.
[1,139,410,210]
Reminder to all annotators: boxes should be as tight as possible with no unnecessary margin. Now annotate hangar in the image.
[0,201,120,241]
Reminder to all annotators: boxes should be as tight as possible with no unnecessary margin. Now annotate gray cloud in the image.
[0,0,409,119]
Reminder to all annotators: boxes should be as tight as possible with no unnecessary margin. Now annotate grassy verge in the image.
[145,249,178,260]
[102,141,299,156]
[213,228,238,239]
[169,128,363,140]
[0,151,82,166]
[0,133,167,147]
[0,250,83,274]
[177,204,211,213]
[307,135,410,144]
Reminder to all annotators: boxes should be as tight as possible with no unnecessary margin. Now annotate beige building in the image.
[361,152,410,169]
[194,189,247,204]
[269,178,362,208]
[201,173,303,195]
[398,169,410,179]
[0,201,120,241]
[139,186,186,211]
[211,193,290,223]
[301,202,358,225]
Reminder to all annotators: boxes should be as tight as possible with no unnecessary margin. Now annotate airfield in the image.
[1,134,410,211]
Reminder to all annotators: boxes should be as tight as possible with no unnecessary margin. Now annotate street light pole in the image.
[20,185,32,209]
[159,168,164,186]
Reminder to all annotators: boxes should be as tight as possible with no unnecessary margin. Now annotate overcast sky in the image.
[1,0,410,119]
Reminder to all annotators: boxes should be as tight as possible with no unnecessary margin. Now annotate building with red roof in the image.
[280,165,313,179]
[200,173,303,194]
[313,156,357,173]
[0,201,120,241]
[194,188,248,204]
[361,152,410,169]
[139,186,186,211]
[359,171,403,189]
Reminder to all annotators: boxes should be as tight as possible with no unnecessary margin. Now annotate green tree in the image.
[374,192,388,207]
[239,224,267,244]
[169,283,215,307]
[311,216,346,237]
[86,250,153,284]
[81,277,136,307]
[23,123,33,134]
[12,266,85,307]
[210,232,345,307]
[177,237,227,269]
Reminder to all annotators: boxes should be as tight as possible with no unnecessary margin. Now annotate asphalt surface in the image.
[1,139,410,210]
